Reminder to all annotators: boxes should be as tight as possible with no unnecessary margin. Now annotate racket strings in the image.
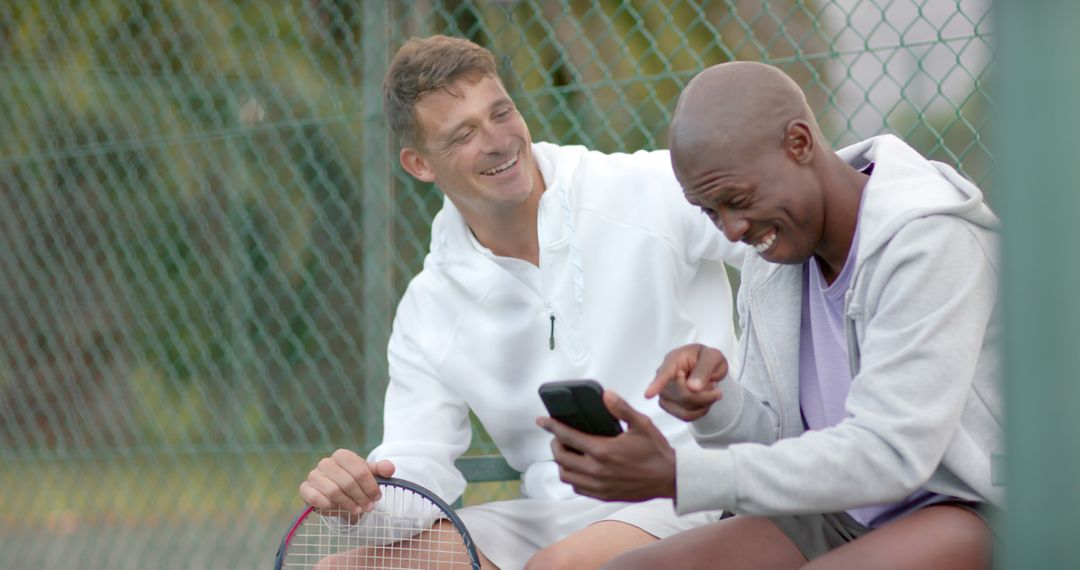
[282,483,475,569]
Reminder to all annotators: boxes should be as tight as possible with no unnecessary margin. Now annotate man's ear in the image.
[783,119,815,165]
[400,147,436,183]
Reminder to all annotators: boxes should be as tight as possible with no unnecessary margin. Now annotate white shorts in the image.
[457,496,721,569]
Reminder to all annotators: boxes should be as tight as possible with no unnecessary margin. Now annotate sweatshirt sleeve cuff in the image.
[689,376,744,439]
[674,446,736,515]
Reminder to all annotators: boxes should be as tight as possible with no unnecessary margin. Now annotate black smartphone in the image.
[538,379,623,437]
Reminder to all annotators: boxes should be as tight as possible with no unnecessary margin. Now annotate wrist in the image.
[663,442,678,499]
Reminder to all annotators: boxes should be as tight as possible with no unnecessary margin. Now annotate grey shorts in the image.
[762,501,992,560]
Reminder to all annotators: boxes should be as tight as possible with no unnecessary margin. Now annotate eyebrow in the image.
[687,181,732,204]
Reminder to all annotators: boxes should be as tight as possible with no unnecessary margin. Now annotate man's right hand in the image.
[298,449,396,517]
[645,343,729,421]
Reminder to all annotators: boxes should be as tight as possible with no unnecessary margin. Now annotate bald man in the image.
[539,62,1002,569]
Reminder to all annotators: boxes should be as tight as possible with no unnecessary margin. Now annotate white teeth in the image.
[481,156,517,175]
[753,231,776,254]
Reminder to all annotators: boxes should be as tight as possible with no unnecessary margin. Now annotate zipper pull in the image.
[549,313,556,350]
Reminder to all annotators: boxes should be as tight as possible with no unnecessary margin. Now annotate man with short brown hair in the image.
[384,34,498,151]
[299,36,743,568]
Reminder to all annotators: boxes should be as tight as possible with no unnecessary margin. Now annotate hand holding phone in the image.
[538,379,623,437]
[539,382,678,503]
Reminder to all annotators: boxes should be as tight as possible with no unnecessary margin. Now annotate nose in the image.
[717,210,749,242]
[478,122,509,154]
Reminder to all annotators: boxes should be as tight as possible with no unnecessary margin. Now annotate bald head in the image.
[670,62,818,172]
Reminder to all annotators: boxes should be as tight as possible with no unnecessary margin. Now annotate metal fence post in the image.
[998,1,1080,568]
[361,0,394,453]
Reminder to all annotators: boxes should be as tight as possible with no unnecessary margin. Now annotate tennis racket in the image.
[274,477,481,569]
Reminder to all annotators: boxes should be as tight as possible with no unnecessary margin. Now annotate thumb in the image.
[603,389,650,432]
[370,459,396,479]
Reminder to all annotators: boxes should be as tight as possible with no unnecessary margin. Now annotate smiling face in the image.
[672,123,826,265]
[399,73,541,218]
[671,62,868,274]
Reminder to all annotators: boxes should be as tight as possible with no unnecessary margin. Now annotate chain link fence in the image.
[0,1,991,567]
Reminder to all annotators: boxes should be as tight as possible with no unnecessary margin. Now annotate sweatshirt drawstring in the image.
[549,313,555,350]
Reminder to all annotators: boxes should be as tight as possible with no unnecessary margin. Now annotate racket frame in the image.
[274,476,481,570]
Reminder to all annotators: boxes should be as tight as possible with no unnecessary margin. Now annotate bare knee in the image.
[526,540,646,570]
[933,507,993,569]
[946,508,992,545]
[599,548,662,570]
[525,543,578,570]
[803,505,992,570]
[526,521,658,570]
[314,549,363,570]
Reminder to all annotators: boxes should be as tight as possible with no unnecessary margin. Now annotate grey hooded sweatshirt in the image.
[675,134,1003,517]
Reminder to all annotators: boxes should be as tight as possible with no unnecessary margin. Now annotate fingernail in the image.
[688,379,702,390]
[364,502,376,513]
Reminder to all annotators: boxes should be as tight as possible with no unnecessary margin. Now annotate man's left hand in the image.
[536,390,677,502]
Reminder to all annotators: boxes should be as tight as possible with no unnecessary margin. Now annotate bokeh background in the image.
[0,1,991,567]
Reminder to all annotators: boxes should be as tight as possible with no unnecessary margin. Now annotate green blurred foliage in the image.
[0,0,838,455]
[2,1,370,451]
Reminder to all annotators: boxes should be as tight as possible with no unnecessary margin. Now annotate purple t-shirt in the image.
[797,165,947,528]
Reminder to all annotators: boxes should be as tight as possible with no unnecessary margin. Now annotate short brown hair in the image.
[383,35,499,149]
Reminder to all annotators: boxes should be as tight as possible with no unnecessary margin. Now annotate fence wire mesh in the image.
[1,1,990,567]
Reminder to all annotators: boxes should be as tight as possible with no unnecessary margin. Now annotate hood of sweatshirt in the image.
[838,134,999,271]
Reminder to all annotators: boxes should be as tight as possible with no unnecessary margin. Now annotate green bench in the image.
[453,454,520,508]
[456,454,520,483]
